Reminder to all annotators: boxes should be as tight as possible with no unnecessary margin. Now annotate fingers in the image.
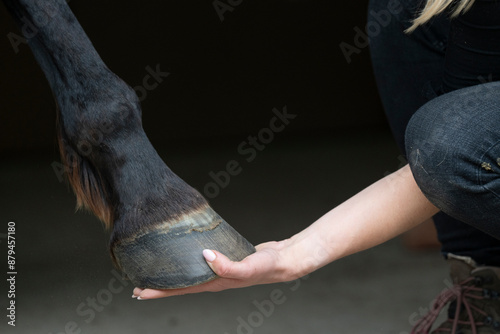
[135,282,216,299]
[132,287,143,298]
[133,276,241,300]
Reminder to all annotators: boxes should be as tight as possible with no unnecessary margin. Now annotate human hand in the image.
[132,241,293,300]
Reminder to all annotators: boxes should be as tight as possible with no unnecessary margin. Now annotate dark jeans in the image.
[368,0,500,265]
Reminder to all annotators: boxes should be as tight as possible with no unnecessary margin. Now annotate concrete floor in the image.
[0,130,450,334]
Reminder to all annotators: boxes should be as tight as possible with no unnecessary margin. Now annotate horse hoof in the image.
[111,206,255,289]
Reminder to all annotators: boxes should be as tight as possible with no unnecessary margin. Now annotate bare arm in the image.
[133,164,438,299]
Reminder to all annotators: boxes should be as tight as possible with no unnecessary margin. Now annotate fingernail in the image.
[137,296,144,300]
[131,294,138,298]
[203,249,216,262]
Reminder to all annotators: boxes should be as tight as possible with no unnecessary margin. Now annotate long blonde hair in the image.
[407,0,476,32]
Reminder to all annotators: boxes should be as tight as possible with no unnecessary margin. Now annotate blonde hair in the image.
[407,0,476,32]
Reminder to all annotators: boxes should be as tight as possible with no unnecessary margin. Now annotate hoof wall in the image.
[112,207,255,289]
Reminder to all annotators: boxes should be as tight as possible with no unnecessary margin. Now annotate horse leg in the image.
[2,0,255,289]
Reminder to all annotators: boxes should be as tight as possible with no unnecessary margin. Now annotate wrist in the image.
[281,229,345,280]
[278,236,325,280]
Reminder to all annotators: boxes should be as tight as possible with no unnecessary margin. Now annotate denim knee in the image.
[405,82,500,239]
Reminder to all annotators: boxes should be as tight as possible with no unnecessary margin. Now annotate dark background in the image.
[0,0,386,153]
[0,2,453,334]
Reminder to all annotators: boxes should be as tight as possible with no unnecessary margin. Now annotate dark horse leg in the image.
[2,0,255,288]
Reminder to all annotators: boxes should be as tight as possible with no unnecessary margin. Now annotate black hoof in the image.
[112,206,255,289]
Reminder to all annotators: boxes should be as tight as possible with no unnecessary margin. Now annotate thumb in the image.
[203,249,243,279]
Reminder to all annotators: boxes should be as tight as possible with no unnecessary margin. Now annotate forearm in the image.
[283,164,439,279]
[134,165,440,299]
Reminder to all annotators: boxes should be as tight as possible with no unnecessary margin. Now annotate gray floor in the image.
[0,130,450,334]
